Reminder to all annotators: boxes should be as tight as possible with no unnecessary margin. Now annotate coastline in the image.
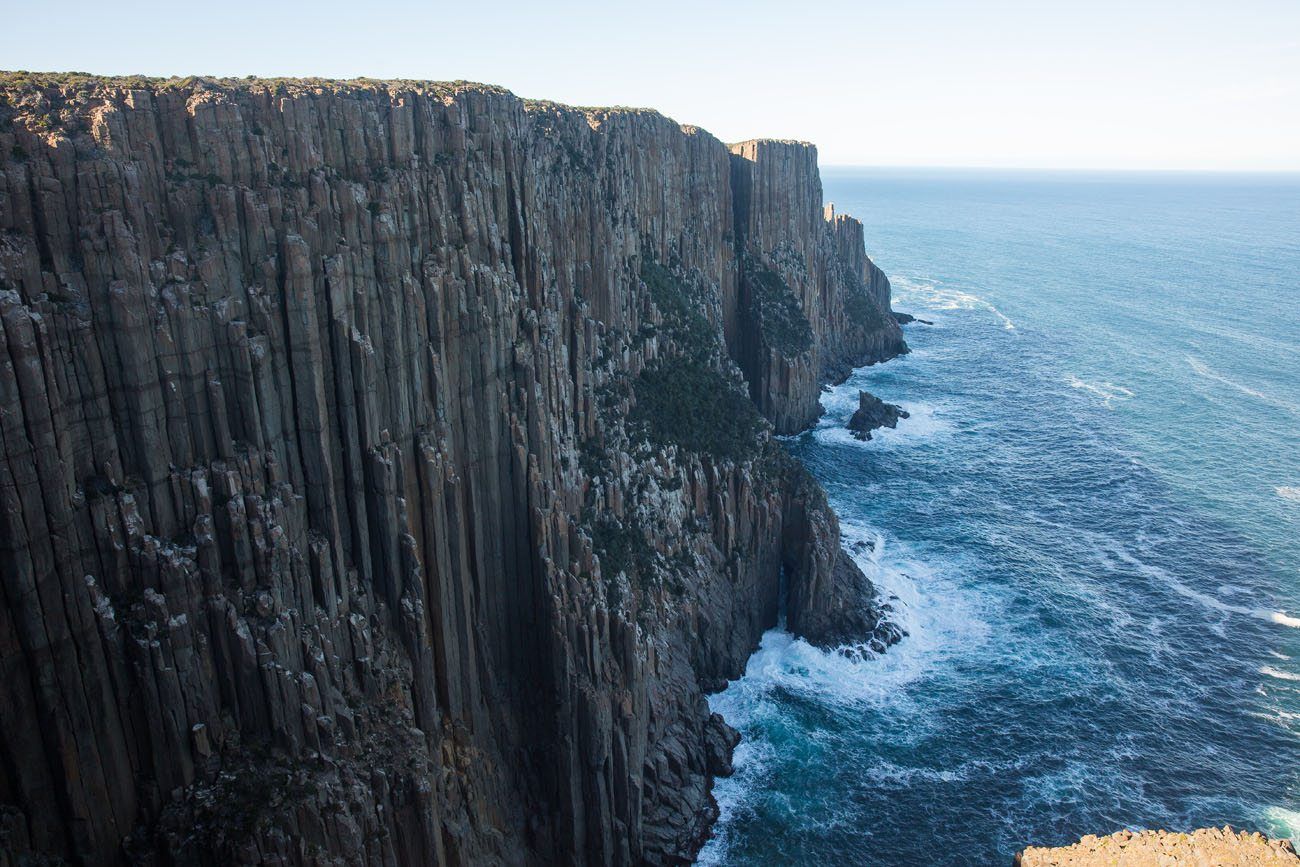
[0,73,906,865]
[690,168,1300,862]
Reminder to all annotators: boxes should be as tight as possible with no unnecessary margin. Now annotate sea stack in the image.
[847,389,910,440]
[0,74,905,865]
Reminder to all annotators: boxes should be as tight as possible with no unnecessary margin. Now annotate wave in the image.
[1108,543,1300,631]
[1269,611,1300,628]
[814,371,955,447]
[892,275,1017,331]
[1262,806,1300,846]
[814,403,954,450]
[1067,374,1134,409]
[1186,356,1300,417]
[1260,666,1300,682]
[863,755,1032,788]
[708,536,984,713]
[1277,486,1300,503]
[701,523,992,865]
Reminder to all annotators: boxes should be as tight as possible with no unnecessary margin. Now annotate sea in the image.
[698,168,1300,865]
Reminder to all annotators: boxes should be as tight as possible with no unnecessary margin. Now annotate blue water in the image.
[700,169,1300,865]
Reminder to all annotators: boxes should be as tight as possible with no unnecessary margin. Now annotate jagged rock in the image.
[848,390,910,440]
[1016,827,1300,866]
[0,73,904,866]
[703,713,742,778]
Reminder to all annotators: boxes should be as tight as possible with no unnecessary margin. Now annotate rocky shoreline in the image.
[1017,827,1300,866]
[0,73,906,865]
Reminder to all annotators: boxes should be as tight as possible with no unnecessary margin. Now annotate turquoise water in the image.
[700,170,1300,865]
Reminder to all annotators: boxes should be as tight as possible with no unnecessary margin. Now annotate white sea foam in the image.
[1277,486,1300,503]
[1067,374,1134,409]
[1269,610,1300,628]
[1186,356,1300,417]
[892,275,1017,331]
[813,400,955,450]
[1261,666,1300,682]
[1263,806,1300,846]
[817,379,865,420]
[701,522,992,866]
[708,538,982,712]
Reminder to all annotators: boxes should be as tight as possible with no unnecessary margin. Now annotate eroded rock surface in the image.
[848,389,909,441]
[1017,828,1300,866]
[0,73,905,865]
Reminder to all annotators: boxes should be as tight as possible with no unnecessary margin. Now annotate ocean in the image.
[698,169,1300,865]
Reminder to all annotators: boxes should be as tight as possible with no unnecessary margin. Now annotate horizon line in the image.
[818,163,1300,175]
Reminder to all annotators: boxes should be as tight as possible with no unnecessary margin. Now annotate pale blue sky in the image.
[5,0,1298,170]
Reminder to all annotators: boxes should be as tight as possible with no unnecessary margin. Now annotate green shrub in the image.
[629,356,764,462]
[845,284,887,331]
[749,264,812,356]
[640,260,716,360]
[589,514,653,578]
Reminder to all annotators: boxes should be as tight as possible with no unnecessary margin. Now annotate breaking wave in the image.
[892,276,1017,331]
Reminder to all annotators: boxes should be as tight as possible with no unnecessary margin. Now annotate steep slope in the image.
[0,74,904,866]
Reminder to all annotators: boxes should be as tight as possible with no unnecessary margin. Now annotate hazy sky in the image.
[5,0,1298,170]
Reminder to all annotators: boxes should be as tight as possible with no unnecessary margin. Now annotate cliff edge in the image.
[0,73,905,865]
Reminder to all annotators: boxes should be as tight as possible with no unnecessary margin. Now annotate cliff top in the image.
[1016,828,1300,866]
[0,71,670,120]
[729,137,817,149]
[0,70,810,154]
[0,70,516,99]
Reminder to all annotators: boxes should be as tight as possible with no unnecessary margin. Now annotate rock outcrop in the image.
[0,73,905,866]
[847,389,909,440]
[1016,827,1300,866]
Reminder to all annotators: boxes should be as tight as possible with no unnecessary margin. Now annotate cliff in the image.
[0,73,905,865]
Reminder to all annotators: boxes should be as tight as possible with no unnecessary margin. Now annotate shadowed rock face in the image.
[0,74,904,866]
[848,389,909,441]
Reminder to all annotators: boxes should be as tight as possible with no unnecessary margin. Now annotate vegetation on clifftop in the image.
[0,70,514,98]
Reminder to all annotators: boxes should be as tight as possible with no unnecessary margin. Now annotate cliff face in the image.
[0,75,904,866]
[729,142,905,433]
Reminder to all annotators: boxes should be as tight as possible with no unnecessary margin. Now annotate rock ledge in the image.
[1016,827,1300,866]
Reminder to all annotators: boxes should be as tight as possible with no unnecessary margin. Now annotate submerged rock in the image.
[1016,827,1300,866]
[848,390,910,440]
